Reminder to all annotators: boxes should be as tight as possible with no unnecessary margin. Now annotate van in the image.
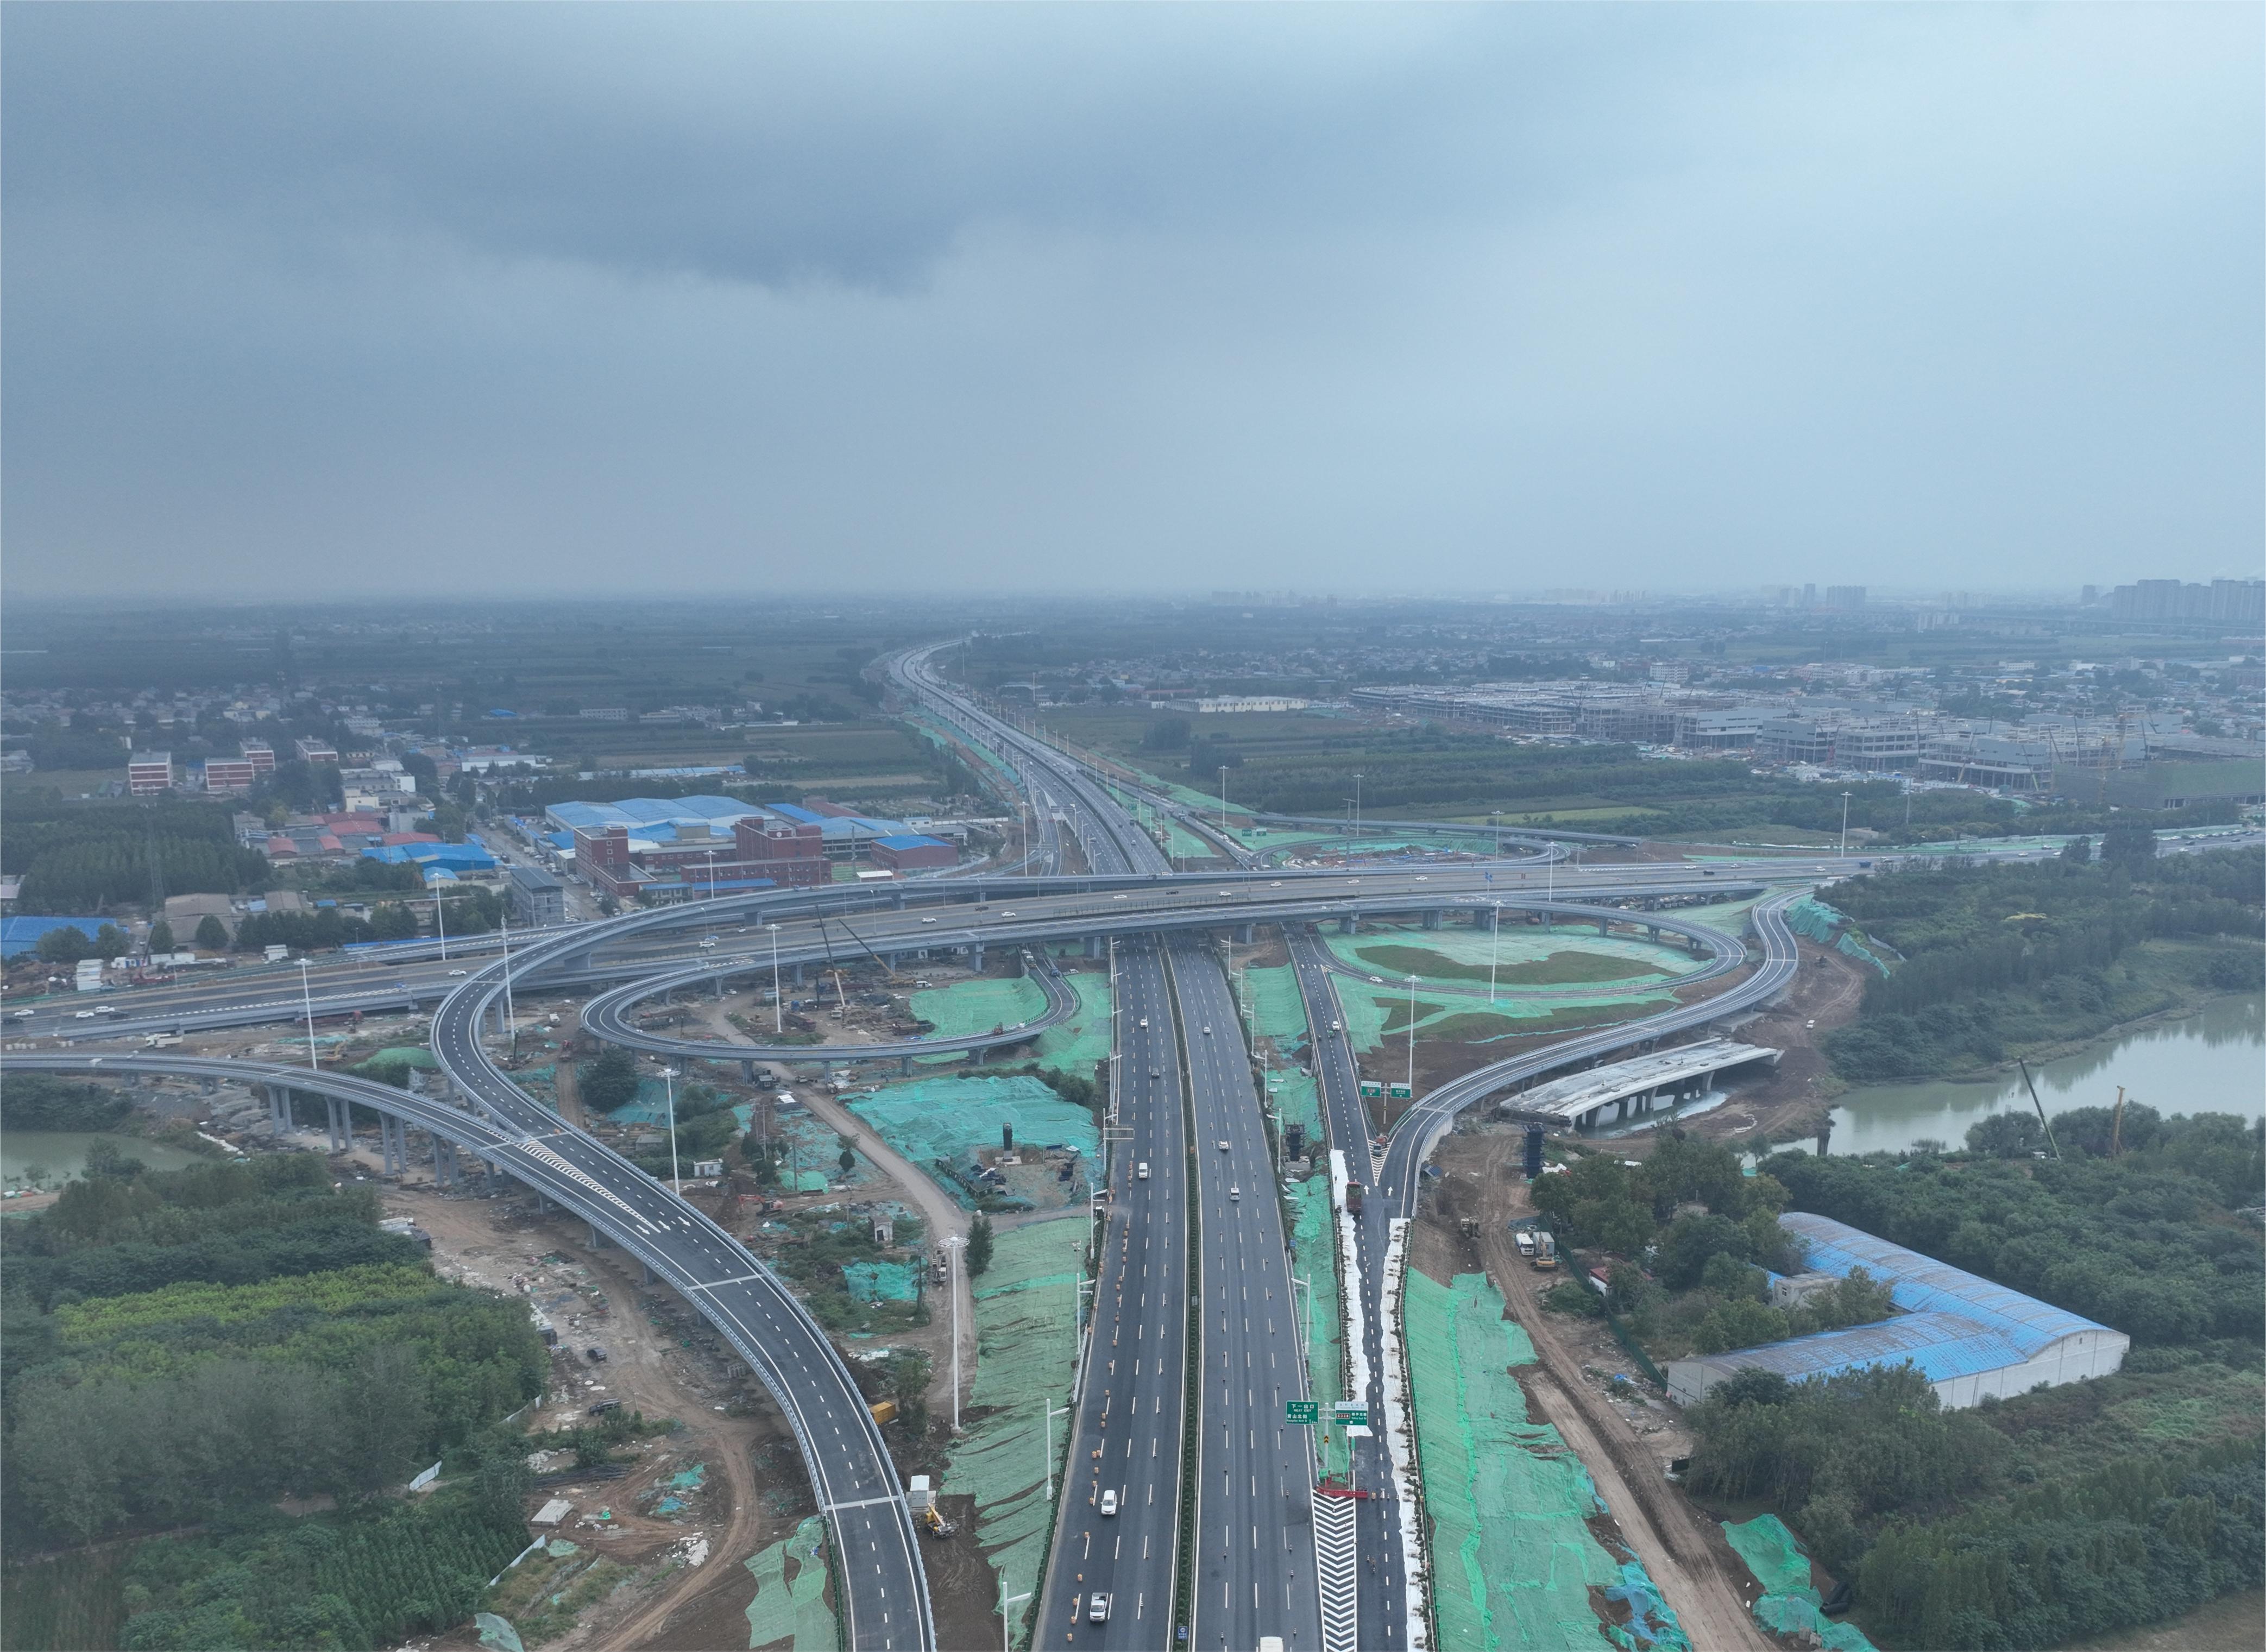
[1137,1162,1150,1180]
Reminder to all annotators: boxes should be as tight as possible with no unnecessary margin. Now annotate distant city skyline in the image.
[4,4,2259,600]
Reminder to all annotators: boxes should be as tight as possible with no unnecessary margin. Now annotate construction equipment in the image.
[2016,1060,2063,1159]
[1531,1231,1558,1270]
[2111,1086,2127,1156]
[920,1503,956,1539]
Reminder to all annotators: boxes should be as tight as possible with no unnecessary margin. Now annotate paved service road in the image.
[1040,942,1190,1649]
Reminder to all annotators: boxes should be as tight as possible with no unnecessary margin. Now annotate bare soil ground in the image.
[1413,1129,1773,1652]
[399,1187,819,1652]
[1683,938,1868,1150]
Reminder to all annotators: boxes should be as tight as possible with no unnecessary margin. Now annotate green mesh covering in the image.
[474,1612,525,1652]
[367,1046,440,1068]
[742,1515,836,1650]
[1720,1516,1880,1652]
[1029,973,1111,1077]
[910,977,1050,1064]
[1243,964,1310,1042]
[1403,1271,1689,1652]
[1285,1175,1347,1478]
[1331,925,1698,989]
[1269,1068,1323,1147]
[842,1261,920,1303]
[847,1076,1097,1209]
[941,1220,1088,1650]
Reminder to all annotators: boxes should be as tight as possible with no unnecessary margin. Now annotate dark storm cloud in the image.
[4,3,2259,597]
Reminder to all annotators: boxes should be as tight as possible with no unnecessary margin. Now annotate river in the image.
[1823,992,2264,1157]
[2,1130,215,1188]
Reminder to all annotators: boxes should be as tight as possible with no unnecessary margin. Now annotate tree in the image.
[34,925,93,964]
[836,1134,859,1175]
[1657,1212,1749,1290]
[147,919,175,954]
[964,1214,994,1277]
[369,903,419,941]
[1966,1110,2047,1158]
[194,915,230,951]
[578,1048,640,1113]
[2100,824,2156,871]
[93,922,130,956]
[2060,835,2093,864]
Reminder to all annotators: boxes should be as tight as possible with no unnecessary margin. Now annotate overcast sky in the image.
[5,3,2259,601]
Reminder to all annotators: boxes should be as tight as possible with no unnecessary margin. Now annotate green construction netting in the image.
[1785,900,1892,978]
[847,1075,1097,1210]
[367,1046,440,1068]
[1404,1271,1689,1652]
[1720,1516,1880,1652]
[1332,975,1674,1056]
[1030,973,1112,1076]
[1244,965,1309,1042]
[728,1104,877,1190]
[910,977,1050,1064]
[474,1612,525,1652]
[1285,1175,1348,1478]
[1269,1068,1324,1148]
[842,1260,920,1303]
[742,1515,836,1650]
[941,1220,1088,1650]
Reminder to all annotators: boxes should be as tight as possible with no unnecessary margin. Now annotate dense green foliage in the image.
[577,1046,640,1113]
[0,1073,136,1133]
[1,1150,543,1546]
[112,1485,530,1651]
[1856,1436,2262,1650]
[1824,849,2264,1079]
[2,799,269,914]
[1530,1132,1787,1263]
[1766,1126,2265,1345]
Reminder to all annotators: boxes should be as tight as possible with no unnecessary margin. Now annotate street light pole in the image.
[499,909,517,1055]
[1489,902,1501,1005]
[1405,973,1418,1103]
[435,886,448,961]
[1839,791,1853,859]
[1002,1586,1031,1652]
[943,1233,966,1432]
[296,959,318,1079]
[1042,1397,1070,1503]
[660,1065,681,1193]
[768,923,784,1034]
[1219,765,1229,843]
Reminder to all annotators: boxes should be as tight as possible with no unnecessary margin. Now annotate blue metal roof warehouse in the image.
[1665,1212,2129,1409]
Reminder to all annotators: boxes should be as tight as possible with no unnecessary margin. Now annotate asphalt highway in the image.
[1041,941,1191,1649]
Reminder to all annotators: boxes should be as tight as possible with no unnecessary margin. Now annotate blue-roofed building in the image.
[0,915,113,958]
[1665,1212,2128,1409]
[362,841,497,872]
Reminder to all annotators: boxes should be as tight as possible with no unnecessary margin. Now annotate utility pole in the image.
[1489,902,1502,1005]
[661,1065,681,1193]
[1839,791,1853,859]
[499,910,517,1056]
[944,1233,966,1432]
[768,923,784,1035]
[1405,973,1418,1103]
[297,958,319,1080]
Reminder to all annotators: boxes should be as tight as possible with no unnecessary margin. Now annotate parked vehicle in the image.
[1088,1594,1112,1624]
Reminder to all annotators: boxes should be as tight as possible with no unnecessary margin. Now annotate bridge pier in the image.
[586,1222,610,1250]
[1085,935,1104,960]
[891,890,907,910]
[740,1058,758,1081]
[1596,917,1611,936]
[326,1096,350,1153]
[641,1261,658,1286]
[966,943,985,972]
[900,1056,914,1076]
[1233,923,1255,945]
[377,1115,407,1175]
[1421,910,1440,930]
[1646,925,1660,944]
[1338,914,1358,935]
[792,962,807,986]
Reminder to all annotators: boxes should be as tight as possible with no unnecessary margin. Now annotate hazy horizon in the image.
[5,4,2260,600]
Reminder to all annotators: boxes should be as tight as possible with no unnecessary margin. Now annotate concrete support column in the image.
[1421,910,1440,930]
[715,976,726,1000]
[740,1058,757,1081]
[1338,914,1358,935]
[640,1262,658,1287]
[1597,918,1611,936]
[1646,926,1660,944]
[1085,935,1104,960]
[900,1056,914,1076]
[1234,924,1255,945]
[967,944,985,972]
[792,962,807,986]
[587,1222,610,1250]
[892,890,907,910]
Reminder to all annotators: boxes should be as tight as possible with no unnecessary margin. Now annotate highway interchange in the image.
[11,642,2249,1651]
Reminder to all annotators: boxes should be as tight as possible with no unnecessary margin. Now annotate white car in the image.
[1230,1186,1241,1200]
[1099,1489,1118,1516]
[1138,1017,1149,1029]
[1137,1162,1150,1180]
[11,1009,34,1019]
[1201,1025,1212,1036]
[73,1010,97,1019]
[1217,1140,1230,1152]
[93,1005,117,1015]
[920,917,937,925]
[448,969,468,976]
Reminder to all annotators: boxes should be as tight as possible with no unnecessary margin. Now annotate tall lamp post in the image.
[942,1233,966,1432]
[1041,1396,1070,1502]
[1218,765,1230,843]
[660,1065,682,1193]
[767,923,784,1035]
[1488,902,1502,1005]
[1000,1585,1031,1652]
[295,957,319,1080]
[499,910,517,1055]
[1839,791,1853,859]
[1405,973,1419,1104]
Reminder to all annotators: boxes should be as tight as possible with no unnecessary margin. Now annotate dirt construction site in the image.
[1407,1125,1774,1652]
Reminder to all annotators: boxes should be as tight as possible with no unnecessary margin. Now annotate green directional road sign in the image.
[1285,1400,1318,1425]
[1387,1083,1413,1101]
[1358,1080,1384,1099]
[1333,1402,1370,1427]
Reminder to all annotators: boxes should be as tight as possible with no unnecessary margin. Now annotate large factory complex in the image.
[538,795,959,902]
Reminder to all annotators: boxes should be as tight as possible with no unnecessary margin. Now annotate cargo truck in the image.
[1531,1231,1558,1270]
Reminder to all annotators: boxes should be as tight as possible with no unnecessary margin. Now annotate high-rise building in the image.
[128,752,174,796]
[1824,585,1867,609]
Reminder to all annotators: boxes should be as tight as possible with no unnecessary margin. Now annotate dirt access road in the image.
[1419,1130,1772,1652]
[400,1187,806,1652]
[691,1001,980,1422]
